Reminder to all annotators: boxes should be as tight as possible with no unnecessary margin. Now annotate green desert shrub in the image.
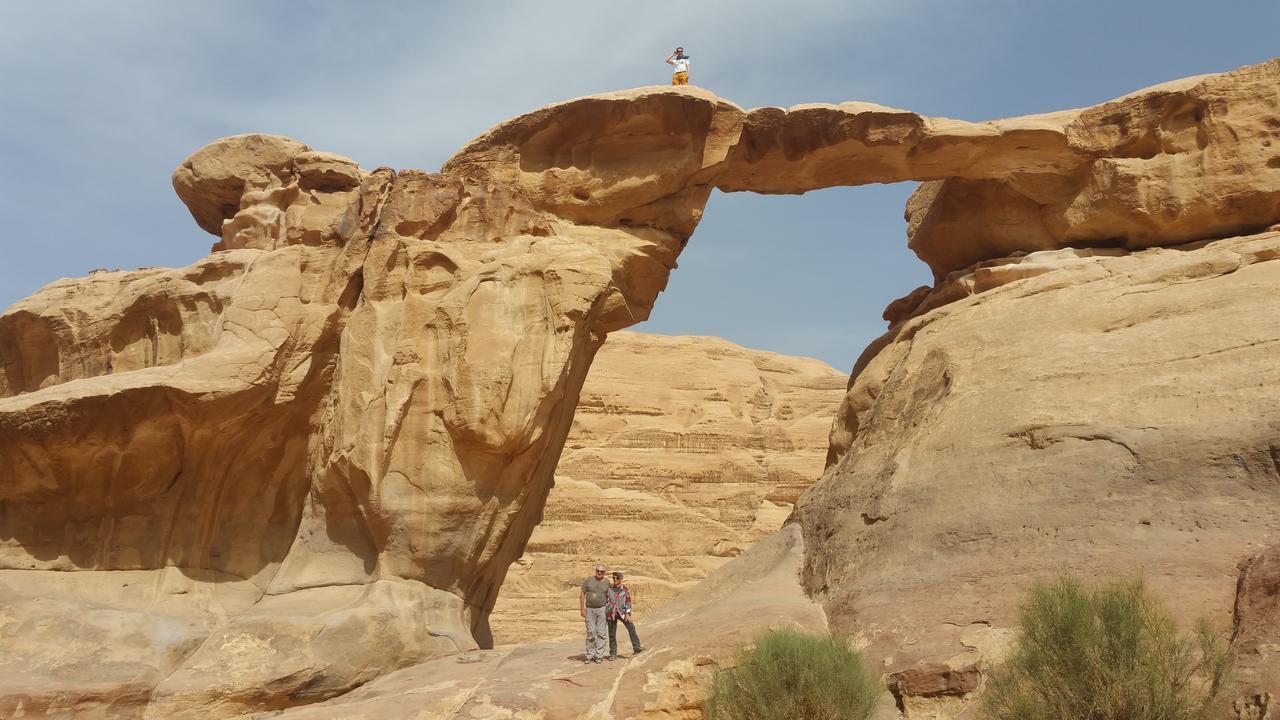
[982,577,1228,720]
[704,628,880,720]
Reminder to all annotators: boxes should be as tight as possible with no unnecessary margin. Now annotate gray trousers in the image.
[584,606,607,659]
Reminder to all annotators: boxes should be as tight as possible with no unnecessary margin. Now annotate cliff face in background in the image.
[489,331,845,643]
[2,58,1280,719]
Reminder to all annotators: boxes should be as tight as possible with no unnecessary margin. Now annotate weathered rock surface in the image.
[1216,545,1280,719]
[799,229,1280,717]
[3,57,1280,718]
[1,131,687,717]
[489,332,845,643]
[443,87,744,239]
[906,65,1280,279]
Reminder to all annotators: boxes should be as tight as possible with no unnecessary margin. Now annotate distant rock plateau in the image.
[3,58,1279,718]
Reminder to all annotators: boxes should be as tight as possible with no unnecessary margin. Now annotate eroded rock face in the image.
[1216,545,1280,720]
[907,62,1280,278]
[798,230,1280,716]
[443,87,746,239]
[4,58,1280,718]
[489,332,845,643]
[0,129,694,717]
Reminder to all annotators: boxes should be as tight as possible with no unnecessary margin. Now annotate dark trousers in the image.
[607,616,642,655]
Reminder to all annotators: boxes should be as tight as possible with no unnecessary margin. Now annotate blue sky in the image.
[2,1,1277,370]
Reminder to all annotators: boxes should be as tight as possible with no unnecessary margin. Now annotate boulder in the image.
[1216,545,1280,719]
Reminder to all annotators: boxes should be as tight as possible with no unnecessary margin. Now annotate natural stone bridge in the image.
[2,59,1278,718]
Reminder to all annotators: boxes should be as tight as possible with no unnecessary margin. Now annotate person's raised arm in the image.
[665,51,676,66]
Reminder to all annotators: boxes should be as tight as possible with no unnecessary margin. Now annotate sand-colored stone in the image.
[1,135,687,717]
[489,332,845,643]
[907,63,1280,278]
[1216,545,1280,719]
[443,87,745,240]
[246,523,839,720]
[172,133,316,236]
[4,58,1280,718]
[798,229,1280,718]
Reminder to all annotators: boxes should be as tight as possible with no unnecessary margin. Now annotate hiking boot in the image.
[633,646,646,654]
[593,657,602,663]
[607,654,616,661]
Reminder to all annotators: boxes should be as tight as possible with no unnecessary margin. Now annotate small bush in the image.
[704,628,880,720]
[982,577,1228,720]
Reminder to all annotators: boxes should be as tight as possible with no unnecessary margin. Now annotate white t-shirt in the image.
[672,57,690,73]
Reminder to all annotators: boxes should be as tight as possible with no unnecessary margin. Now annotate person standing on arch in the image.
[666,46,691,86]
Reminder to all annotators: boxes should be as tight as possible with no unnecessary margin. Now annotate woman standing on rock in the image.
[606,570,645,660]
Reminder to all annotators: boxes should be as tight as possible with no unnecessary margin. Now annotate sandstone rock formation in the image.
[800,229,1280,717]
[3,56,1280,719]
[489,332,845,643]
[1,133,687,718]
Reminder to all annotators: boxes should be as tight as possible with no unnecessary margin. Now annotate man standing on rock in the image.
[665,46,690,85]
[580,563,610,663]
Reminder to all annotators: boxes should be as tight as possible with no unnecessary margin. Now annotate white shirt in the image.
[672,57,690,73]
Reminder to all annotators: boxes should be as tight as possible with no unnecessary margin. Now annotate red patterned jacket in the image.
[605,583,633,621]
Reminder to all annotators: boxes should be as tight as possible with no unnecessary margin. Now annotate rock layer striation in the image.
[489,332,845,643]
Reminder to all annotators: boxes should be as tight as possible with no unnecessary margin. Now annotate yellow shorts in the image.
[672,71,689,86]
